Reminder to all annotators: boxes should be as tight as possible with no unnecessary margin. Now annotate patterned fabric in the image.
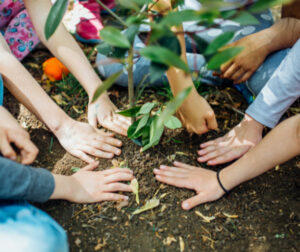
[0,74,3,106]
[0,0,39,60]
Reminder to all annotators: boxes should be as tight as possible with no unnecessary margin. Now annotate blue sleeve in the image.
[246,39,300,128]
[0,157,55,203]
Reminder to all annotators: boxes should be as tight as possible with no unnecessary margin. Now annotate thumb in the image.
[181,194,206,210]
[206,112,218,130]
[88,109,98,128]
[81,161,99,171]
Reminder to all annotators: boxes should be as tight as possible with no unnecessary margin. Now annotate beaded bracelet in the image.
[216,170,230,195]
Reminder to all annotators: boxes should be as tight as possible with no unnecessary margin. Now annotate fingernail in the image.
[182,202,189,209]
[160,165,166,169]
[124,196,129,200]
[156,175,161,179]
[153,168,159,172]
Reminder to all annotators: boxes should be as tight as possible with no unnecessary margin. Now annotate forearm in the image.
[220,115,300,191]
[49,174,73,200]
[264,18,300,53]
[0,54,70,132]
[24,0,102,98]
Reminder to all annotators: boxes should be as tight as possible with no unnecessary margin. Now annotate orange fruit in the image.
[42,57,70,81]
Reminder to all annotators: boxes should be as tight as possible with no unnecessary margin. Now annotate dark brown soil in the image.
[4,85,300,252]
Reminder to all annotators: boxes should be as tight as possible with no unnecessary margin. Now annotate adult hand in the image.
[88,95,131,136]
[0,107,38,164]
[219,31,271,84]
[54,118,123,163]
[51,161,134,203]
[154,161,224,210]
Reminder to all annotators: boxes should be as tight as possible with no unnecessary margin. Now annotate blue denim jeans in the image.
[96,10,288,103]
[0,201,69,252]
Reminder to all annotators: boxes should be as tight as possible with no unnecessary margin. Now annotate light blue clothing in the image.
[0,74,3,106]
[0,201,68,252]
[96,9,276,103]
[246,39,300,128]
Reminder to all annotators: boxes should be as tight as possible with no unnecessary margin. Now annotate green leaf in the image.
[204,31,235,55]
[250,0,292,13]
[100,27,130,48]
[71,167,80,173]
[134,114,150,135]
[164,115,182,129]
[207,46,244,70]
[91,70,122,103]
[96,42,112,56]
[137,102,156,115]
[140,46,190,72]
[157,33,181,56]
[117,106,141,117]
[45,0,68,40]
[161,10,201,26]
[124,24,140,44]
[149,62,168,83]
[221,9,237,19]
[117,0,139,11]
[128,119,141,139]
[142,116,163,151]
[156,87,192,129]
[232,11,259,25]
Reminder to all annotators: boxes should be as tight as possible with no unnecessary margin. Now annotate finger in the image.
[220,61,233,73]
[173,161,195,169]
[105,182,133,192]
[0,137,16,161]
[182,194,207,210]
[155,174,187,188]
[198,145,216,156]
[232,68,246,83]
[96,129,114,137]
[197,147,230,163]
[100,193,129,202]
[88,113,98,128]
[13,137,39,165]
[104,172,134,183]
[102,168,133,176]
[194,124,208,135]
[114,114,131,127]
[153,168,188,178]
[206,150,242,166]
[70,149,95,164]
[236,71,253,84]
[94,135,122,148]
[222,63,240,79]
[101,120,128,136]
[89,140,121,156]
[81,161,100,171]
[200,139,216,148]
[206,112,218,130]
[79,145,114,159]
[159,164,190,172]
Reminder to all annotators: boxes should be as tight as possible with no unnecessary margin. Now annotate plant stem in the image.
[95,0,127,27]
[127,47,135,122]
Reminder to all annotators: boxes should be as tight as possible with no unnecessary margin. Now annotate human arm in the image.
[150,0,218,134]
[0,107,38,164]
[23,0,130,136]
[0,34,122,163]
[221,17,300,83]
[154,114,300,210]
[0,157,133,203]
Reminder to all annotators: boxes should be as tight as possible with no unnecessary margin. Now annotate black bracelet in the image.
[216,170,230,195]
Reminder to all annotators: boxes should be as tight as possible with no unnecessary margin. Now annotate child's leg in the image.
[23,0,130,136]
[0,34,123,163]
[154,114,300,210]
[0,201,68,252]
[4,9,40,60]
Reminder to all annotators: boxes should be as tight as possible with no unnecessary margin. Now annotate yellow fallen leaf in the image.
[175,151,189,156]
[163,235,176,246]
[275,165,280,171]
[179,236,185,252]
[52,94,67,105]
[130,178,140,205]
[132,198,160,215]
[72,105,84,114]
[195,211,215,223]
[223,212,238,219]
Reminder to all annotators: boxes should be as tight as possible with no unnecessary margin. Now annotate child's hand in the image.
[154,161,224,210]
[176,91,218,135]
[0,107,38,164]
[51,161,134,203]
[54,119,123,163]
[88,96,131,136]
